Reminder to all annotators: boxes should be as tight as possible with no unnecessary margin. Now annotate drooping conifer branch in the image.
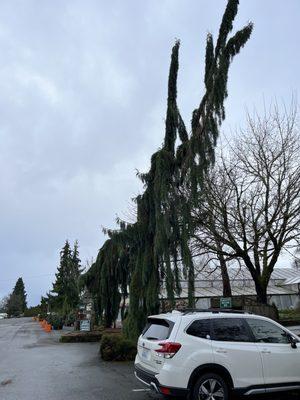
[85,0,253,339]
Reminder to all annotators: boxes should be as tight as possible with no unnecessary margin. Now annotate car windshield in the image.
[142,318,173,340]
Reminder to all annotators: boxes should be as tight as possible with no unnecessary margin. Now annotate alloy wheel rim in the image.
[198,378,224,400]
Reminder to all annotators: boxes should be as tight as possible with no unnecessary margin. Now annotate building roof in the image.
[161,267,300,299]
[283,276,300,285]
[192,267,300,283]
[161,284,297,300]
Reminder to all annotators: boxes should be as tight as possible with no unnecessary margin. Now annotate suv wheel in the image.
[192,373,229,400]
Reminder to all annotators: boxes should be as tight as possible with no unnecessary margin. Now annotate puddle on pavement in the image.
[1,379,12,386]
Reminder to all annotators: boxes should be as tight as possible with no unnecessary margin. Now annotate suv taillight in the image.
[155,342,182,358]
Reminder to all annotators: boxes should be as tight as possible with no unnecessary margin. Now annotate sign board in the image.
[80,319,91,332]
[220,297,232,309]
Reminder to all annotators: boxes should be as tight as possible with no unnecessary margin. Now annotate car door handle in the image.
[216,348,227,354]
[261,349,271,354]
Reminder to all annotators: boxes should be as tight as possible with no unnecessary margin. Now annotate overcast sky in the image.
[0,0,299,305]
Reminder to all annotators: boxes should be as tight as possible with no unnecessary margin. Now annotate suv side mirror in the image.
[287,334,298,349]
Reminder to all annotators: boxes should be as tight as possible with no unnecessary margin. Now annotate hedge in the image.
[46,314,64,330]
[100,333,137,361]
[60,331,103,343]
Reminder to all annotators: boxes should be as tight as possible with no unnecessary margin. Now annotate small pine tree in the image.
[6,293,23,317]
[7,277,27,316]
[13,277,27,312]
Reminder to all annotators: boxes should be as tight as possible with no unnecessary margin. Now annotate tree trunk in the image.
[120,294,126,321]
[215,236,232,297]
[219,253,232,297]
[255,281,268,304]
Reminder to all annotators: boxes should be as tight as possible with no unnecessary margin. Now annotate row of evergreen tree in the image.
[2,241,82,319]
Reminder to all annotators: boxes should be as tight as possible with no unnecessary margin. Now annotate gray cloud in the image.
[0,0,299,304]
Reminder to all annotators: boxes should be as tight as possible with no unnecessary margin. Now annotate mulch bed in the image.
[60,328,121,343]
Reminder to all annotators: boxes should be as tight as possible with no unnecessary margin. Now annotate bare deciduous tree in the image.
[0,296,9,313]
[193,105,300,303]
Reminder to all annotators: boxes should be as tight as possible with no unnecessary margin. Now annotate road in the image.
[0,318,299,400]
[0,318,154,400]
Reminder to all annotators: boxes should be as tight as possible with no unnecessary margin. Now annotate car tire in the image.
[192,372,229,400]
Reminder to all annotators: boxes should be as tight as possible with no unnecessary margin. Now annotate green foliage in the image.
[279,309,300,321]
[60,331,102,343]
[47,313,64,330]
[50,240,82,316]
[80,226,132,328]
[187,0,253,194]
[65,311,76,326]
[38,312,47,321]
[100,333,137,361]
[6,277,27,317]
[13,278,27,310]
[24,305,42,317]
[6,293,23,317]
[85,0,253,340]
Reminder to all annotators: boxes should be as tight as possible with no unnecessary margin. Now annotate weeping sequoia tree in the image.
[80,0,253,338]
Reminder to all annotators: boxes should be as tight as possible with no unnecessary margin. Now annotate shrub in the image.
[24,306,42,317]
[60,331,103,343]
[47,314,64,330]
[100,333,137,361]
[65,311,76,327]
[38,313,47,321]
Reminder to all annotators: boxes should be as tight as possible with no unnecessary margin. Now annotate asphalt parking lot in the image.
[0,318,152,400]
[0,318,299,400]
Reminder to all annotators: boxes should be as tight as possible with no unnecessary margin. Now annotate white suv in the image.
[134,309,300,399]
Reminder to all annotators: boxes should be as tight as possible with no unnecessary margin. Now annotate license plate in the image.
[141,348,150,360]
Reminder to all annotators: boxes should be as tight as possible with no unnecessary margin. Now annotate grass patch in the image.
[279,309,300,327]
[279,309,300,320]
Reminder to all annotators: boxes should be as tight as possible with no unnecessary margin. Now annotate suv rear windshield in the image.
[142,318,174,340]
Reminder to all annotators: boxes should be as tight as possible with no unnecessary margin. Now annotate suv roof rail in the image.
[180,308,252,315]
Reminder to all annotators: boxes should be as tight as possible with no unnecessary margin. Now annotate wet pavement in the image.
[0,318,153,400]
[0,318,299,400]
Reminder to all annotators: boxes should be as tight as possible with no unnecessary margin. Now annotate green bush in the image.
[100,333,137,361]
[47,314,64,330]
[60,331,103,343]
[38,313,47,321]
[24,306,42,317]
[65,311,76,326]
[279,308,300,321]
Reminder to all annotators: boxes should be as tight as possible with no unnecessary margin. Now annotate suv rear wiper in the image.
[145,336,159,340]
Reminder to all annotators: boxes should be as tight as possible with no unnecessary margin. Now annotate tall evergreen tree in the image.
[86,0,253,339]
[71,240,83,278]
[51,240,81,315]
[13,277,27,312]
[6,277,27,316]
[124,0,253,338]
